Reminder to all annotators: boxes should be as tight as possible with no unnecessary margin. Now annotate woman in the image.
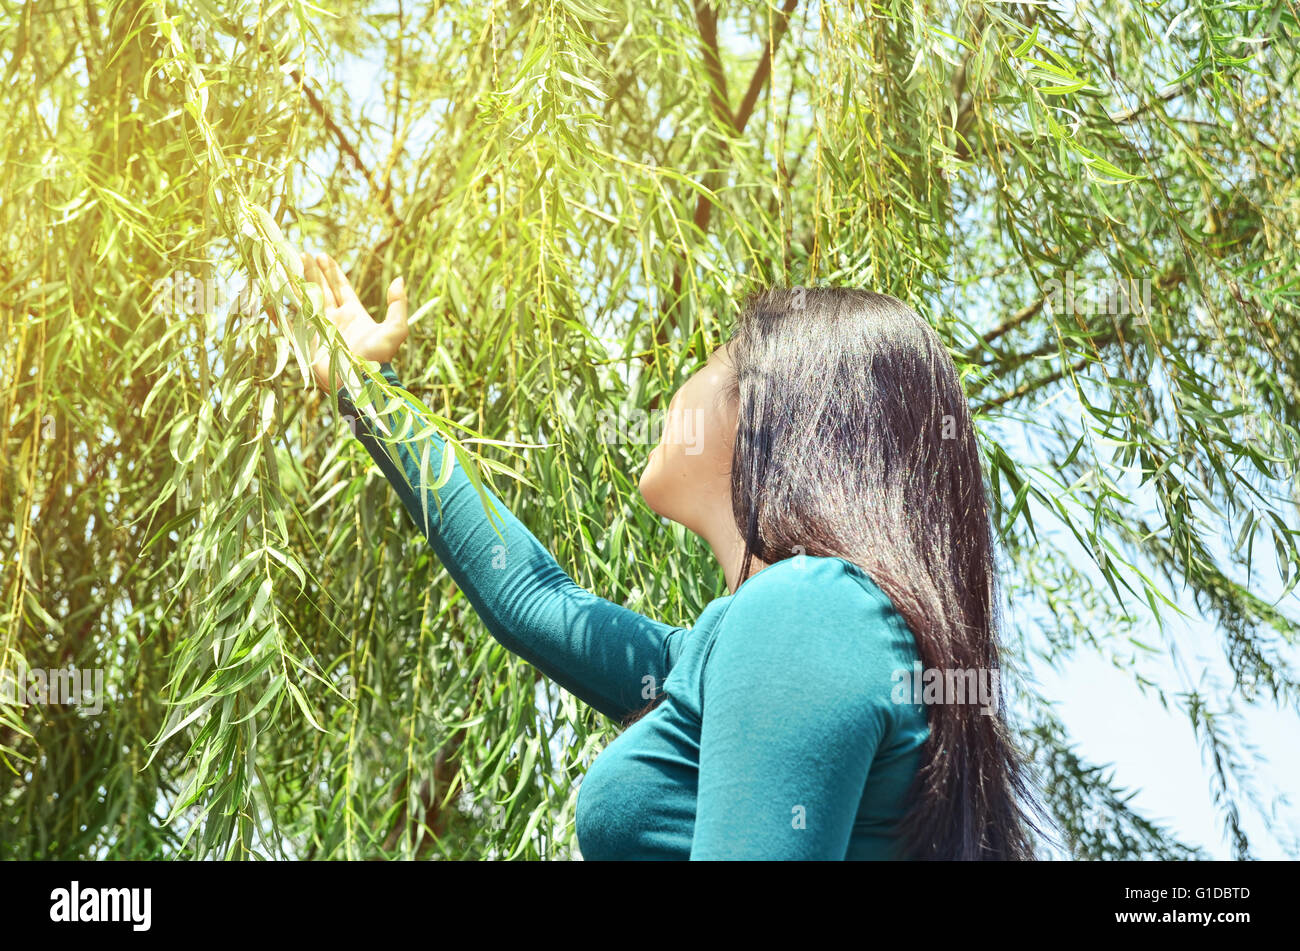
[293,250,1044,860]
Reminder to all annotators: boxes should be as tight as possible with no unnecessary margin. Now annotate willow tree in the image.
[1,0,1296,860]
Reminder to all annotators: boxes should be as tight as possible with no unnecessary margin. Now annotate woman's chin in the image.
[638,452,662,509]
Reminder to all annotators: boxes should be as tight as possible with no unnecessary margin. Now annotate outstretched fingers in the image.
[316,252,359,309]
[302,252,336,309]
[375,275,409,358]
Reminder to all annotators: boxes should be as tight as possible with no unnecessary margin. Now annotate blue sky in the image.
[987,378,1299,859]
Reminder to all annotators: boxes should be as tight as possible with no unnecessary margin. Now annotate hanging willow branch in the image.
[2,0,1297,860]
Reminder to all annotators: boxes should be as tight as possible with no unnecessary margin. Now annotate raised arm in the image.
[336,361,684,721]
[291,250,681,722]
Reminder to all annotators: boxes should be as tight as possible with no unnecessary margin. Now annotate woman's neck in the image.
[702,525,769,595]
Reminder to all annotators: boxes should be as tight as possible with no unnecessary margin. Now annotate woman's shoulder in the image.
[722,554,908,632]
[699,555,921,699]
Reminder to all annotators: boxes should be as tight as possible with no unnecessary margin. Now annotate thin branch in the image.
[656,0,801,355]
[975,353,1091,413]
[694,2,731,135]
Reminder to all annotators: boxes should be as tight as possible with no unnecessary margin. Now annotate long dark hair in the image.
[626,286,1048,860]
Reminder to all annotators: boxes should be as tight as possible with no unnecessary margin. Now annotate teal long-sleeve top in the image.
[335,362,931,860]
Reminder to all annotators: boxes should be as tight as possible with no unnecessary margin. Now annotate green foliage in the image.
[1,0,1297,858]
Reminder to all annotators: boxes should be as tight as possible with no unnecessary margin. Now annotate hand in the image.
[294,251,409,392]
